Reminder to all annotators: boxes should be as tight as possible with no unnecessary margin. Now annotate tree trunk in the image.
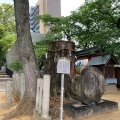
[3,0,40,119]
[44,40,75,98]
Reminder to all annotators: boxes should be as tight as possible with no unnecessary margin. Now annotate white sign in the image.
[57,57,70,74]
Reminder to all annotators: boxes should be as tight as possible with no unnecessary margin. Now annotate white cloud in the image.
[61,0,85,16]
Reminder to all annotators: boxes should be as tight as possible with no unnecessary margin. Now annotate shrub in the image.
[8,60,23,73]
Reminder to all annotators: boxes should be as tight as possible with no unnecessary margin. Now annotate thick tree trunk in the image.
[3,0,40,119]
[44,40,75,98]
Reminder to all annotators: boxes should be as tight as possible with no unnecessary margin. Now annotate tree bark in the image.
[3,0,40,119]
[44,40,75,98]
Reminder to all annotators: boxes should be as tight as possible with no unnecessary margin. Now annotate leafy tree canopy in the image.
[34,34,53,68]
[0,3,16,66]
[71,0,120,48]
[37,0,120,61]
[0,3,16,34]
[37,14,77,41]
[0,33,16,66]
[0,24,5,39]
[0,34,16,52]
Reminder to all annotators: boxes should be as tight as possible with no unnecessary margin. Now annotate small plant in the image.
[8,60,23,73]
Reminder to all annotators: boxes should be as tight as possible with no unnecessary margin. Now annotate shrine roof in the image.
[88,54,111,65]
[75,46,101,57]
[88,54,119,65]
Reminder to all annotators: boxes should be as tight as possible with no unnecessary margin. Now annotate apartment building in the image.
[29,1,40,33]
[29,0,61,33]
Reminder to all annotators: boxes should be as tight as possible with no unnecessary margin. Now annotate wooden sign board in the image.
[57,57,70,74]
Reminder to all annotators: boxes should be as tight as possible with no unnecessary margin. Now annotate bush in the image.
[8,60,23,73]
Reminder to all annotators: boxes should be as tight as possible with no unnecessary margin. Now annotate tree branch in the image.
[98,9,117,25]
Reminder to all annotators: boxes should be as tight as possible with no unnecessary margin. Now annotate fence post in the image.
[42,74,51,120]
[6,80,12,107]
[38,78,43,115]
[36,78,41,112]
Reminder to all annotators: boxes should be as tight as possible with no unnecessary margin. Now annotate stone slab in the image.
[0,72,7,75]
[64,100,118,119]
[105,84,118,94]
[0,78,12,82]
[0,75,10,78]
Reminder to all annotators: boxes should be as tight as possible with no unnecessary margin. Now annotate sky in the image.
[0,0,85,16]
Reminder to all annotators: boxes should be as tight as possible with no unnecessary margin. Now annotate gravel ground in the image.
[0,88,120,120]
[0,92,32,120]
[64,88,120,120]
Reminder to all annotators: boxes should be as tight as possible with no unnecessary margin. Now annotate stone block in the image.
[33,109,51,120]
[105,84,118,94]
[64,100,118,119]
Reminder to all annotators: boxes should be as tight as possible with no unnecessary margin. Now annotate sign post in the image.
[57,57,70,120]
[60,73,64,120]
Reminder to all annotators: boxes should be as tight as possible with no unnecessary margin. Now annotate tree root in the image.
[2,96,35,120]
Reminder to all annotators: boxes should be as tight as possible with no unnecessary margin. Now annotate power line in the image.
[0,4,14,16]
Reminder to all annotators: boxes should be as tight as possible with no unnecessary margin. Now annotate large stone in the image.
[78,66,105,105]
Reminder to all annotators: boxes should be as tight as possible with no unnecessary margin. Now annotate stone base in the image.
[33,109,51,120]
[105,84,118,94]
[64,99,118,119]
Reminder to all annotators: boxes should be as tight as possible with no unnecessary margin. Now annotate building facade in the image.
[29,2,40,33]
[29,0,61,33]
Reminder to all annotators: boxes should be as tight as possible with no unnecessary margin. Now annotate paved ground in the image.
[63,88,120,120]
[82,90,120,120]
[0,89,120,120]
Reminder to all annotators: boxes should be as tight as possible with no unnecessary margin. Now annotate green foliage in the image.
[72,0,120,61]
[0,24,5,39]
[34,36,53,67]
[0,3,16,34]
[0,34,16,52]
[8,60,23,73]
[0,34,16,65]
[34,39,50,56]
[72,0,120,49]
[37,0,120,61]
[0,3,16,65]
[37,14,75,41]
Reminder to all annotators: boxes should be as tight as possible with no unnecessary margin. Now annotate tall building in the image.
[29,2,40,33]
[29,0,61,33]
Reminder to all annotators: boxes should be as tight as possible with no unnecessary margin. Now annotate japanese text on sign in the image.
[57,57,70,74]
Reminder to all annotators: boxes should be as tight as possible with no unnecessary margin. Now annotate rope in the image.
[48,48,75,52]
